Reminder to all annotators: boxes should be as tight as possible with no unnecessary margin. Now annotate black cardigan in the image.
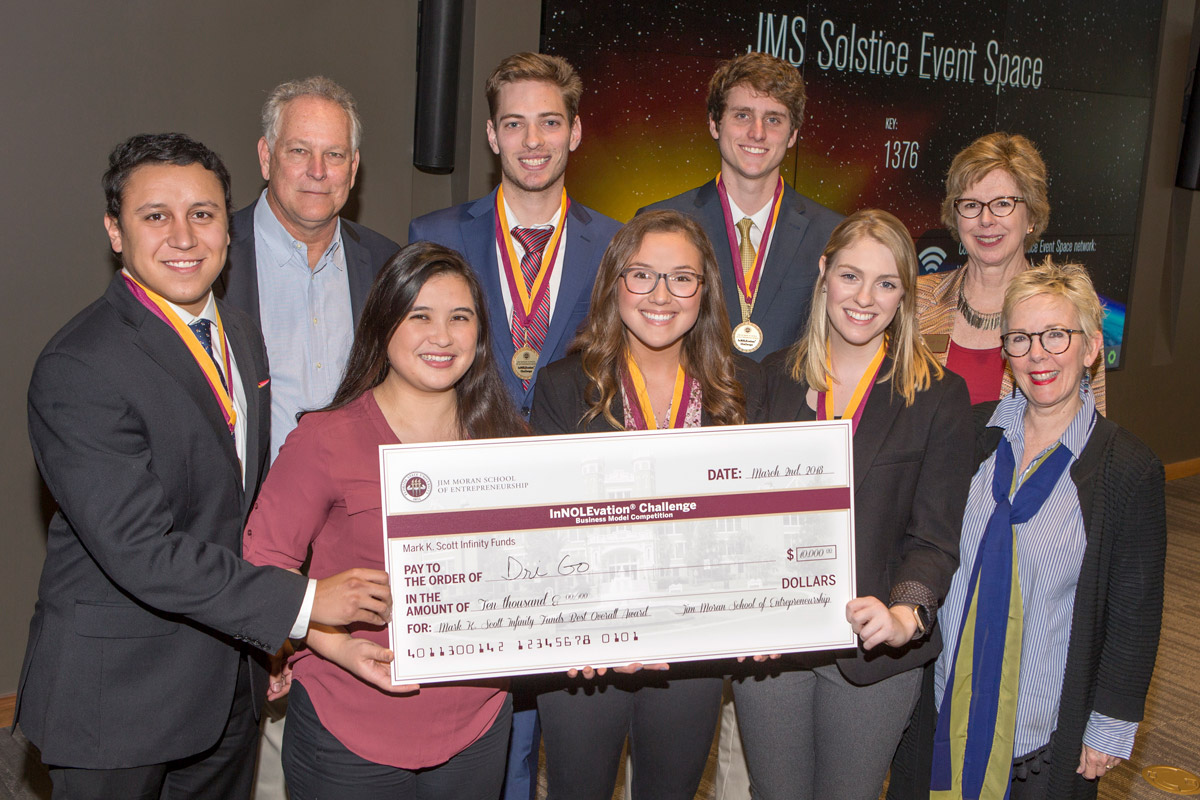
[973,404,1167,799]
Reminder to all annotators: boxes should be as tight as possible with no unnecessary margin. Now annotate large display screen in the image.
[542,1,1165,368]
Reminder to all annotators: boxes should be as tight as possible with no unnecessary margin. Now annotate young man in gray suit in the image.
[16,133,391,800]
[640,52,842,362]
[215,76,399,799]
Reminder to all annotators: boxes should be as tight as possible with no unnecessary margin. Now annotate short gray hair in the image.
[261,76,362,153]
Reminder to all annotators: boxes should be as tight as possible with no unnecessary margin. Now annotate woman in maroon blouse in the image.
[244,242,527,799]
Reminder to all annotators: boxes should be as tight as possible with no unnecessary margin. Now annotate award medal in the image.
[732,321,764,353]
[717,173,784,353]
[817,339,887,433]
[123,273,236,434]
[495,186,569,380]
[511,346,538,381]
[623,353,695,430]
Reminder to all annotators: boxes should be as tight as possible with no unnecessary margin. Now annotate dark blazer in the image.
[16,274,308,769]
[531,351,764,435]
[640,181,843,360]
[217,197,400,328]
[978,406,1165,800]
[758,348,972,684]
[409,189,622,414]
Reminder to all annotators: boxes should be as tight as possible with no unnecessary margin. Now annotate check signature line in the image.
[484,558,775,584]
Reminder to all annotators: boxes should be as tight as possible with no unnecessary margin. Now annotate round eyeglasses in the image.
[1000,328,1084,357]
[620,268,704,298]
[953,196,1026,219]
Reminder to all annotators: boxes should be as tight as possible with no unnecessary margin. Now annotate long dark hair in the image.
[321,241,527,439]
[571,210,745,428]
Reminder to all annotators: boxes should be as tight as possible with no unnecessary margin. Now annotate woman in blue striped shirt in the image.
[930,259,1166,799]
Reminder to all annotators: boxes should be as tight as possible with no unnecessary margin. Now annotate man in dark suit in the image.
[408,52,620,799]
[409,52,620,419]
[218,76,399,458]
[16,133,392,800]
[640,52,843,361]
[215,77,398,799]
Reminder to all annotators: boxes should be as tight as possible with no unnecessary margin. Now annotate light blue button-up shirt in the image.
[253,191,354,462]
[935,386,1137,759]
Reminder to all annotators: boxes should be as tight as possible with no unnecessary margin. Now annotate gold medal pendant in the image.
[732,321,763,353]
[511,346,539,380]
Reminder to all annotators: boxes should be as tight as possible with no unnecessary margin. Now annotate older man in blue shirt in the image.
[217,75,399,799]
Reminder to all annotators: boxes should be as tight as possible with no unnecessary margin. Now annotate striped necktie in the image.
[510,226,554,388]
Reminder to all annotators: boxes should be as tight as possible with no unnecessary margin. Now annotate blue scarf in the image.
[931,436,1073,799]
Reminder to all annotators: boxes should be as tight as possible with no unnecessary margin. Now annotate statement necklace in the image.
[956,285,1002,330]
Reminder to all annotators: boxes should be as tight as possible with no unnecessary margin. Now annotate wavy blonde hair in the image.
[788,209,942,406]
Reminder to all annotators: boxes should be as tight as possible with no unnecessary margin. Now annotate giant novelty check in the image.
[380,421,857,685]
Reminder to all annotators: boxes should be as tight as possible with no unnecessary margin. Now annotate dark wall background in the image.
[0,0,1195,693]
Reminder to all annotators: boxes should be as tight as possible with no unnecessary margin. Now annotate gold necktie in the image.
[736,217,756,283]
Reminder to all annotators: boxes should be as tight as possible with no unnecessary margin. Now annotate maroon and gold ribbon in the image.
[495,186,570,332]
[622,353,696,430]
[124,274,236,435]
[716,173,784,309]
[817,339,887,433]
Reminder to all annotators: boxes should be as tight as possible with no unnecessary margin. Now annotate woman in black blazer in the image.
[531,210,758,800]
[733,209,973,800]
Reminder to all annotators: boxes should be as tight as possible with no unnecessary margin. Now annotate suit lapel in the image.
[850,366,903,494]
[108,278,242,479]
[752,188,812,322]
[463,191,521,401]
[217,203,263,329]
[693,181,744,328]
[222,309,263,509]
[341,220,374,325]
[538,199,594,372]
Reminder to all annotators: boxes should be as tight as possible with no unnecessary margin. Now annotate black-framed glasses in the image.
[953,196,1025,219]
[1000,328,1084,357]
[620,268,704,298]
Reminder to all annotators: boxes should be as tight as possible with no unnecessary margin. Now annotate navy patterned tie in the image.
[188,318,228,391]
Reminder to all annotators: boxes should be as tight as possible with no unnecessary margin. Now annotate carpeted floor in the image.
[4,474,1199,800]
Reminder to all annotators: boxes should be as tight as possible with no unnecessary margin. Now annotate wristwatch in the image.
[891,602,930,639]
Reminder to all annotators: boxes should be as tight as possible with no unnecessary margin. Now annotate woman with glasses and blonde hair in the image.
[733,209,973,800]
[928,259,1163,800]
[918,132,1106,410]
[531,209,758,800]
[889,133,1110,800]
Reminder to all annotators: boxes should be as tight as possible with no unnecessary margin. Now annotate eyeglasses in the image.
[1000,328,1084,357]
[620,268,704,298]
[953,196,1025,219]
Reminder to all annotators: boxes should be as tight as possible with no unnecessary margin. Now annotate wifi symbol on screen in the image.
[918,246,947,273]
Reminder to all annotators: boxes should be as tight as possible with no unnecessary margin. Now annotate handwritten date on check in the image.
[380,422,858,685]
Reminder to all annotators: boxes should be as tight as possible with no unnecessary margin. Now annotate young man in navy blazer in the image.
[640,52,843,362]
[16,133,391,800]
[409,52,620,419]
[639,52,844,800]
[408,52,620,799]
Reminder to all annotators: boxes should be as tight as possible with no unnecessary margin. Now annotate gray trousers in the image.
[733,661,922,800]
